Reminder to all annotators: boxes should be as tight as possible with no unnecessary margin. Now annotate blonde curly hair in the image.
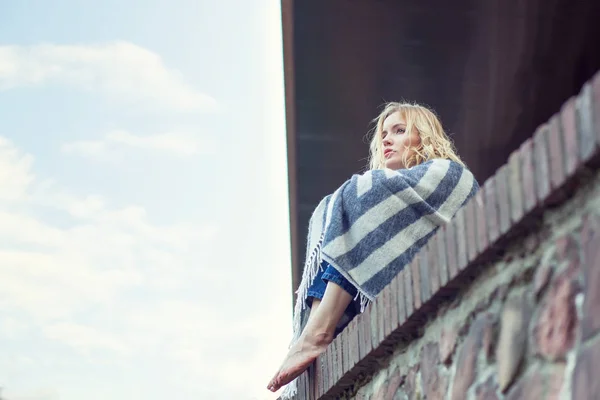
[368,102,464,170]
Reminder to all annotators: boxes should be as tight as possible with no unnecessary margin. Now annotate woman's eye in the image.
[396,128,405,134]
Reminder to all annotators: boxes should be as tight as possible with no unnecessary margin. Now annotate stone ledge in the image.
[284,70,600,400]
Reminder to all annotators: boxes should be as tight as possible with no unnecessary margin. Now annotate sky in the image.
[0,1,293,399]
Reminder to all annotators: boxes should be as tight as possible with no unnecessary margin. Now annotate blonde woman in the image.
[268,102,478,396]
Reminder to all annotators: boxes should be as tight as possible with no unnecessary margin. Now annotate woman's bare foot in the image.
[267,331,332,392]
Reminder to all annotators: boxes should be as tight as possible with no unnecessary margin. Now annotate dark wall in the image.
[286,0,600,291]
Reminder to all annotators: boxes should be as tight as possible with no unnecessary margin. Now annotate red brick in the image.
[572,335,600,400]
[436,227,450,286]
[548,114,566,189]
[497,295,530,392]
[420,342,448,400]
[302,371,310,400]
[358,307,372,360]
[315,352,325,398]
[404,264,414,316]
[582,213,600,340]
[328,344,336,392]
[340,330,348,378]
[576,83,597,162]
[335,337,343,382]
[495,165,511,235]
[533,124,551,202]
[465,200,478,262]
[347,319,359,370]
[454,208,468,270]
[377,288,386,343]
[445,222,459,279]
[411,257,422,310]
[534,270,579,360]
[520,139,536,213]
[427,238,441,294]
[507,150,524,223]
[475,191,489,253]
[561,97,579,177]
[419,246,431,303]
[451,314,493,400]
[593,71,600,145]
[397,270,407,325]
[386,276,399,337]
[484,176,500,243]
[370,297,381,350]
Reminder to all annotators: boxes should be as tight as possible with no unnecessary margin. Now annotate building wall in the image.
[285,71,600,400]
[349,175,599,399]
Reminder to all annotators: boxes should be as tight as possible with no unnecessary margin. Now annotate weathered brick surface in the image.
[533,124,551,203]
[410,257,421,310]
[404,264,414,316]
[419,249,431,305]
[372,368,404,400]
[520,139,536,213]
[386,276,398,338]
[495,165,511,235]
[534,260,554,298]
[497,294,529,392]
[475,191,489,253]
[358,307,372,360]
[508,150,524,223]
[455,208,468,271]
[465,200,478,262]
[445,221,459,279]
[593,72,600,145]
[572,335,600,400]
[534,269,579,360]
[581,212,600,340]
[427,239,441,294]
[396,270,407,325]
[439,323,459,365]
[436,226,450,286]
[451,314,493,400]
[475,376,500,400]
[420,342,448,400]
[548,114,566,189]
[484,175,500,244]
[561,97,579,177]
[577,83,596,162]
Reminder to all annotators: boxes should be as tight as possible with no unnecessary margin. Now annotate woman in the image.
[268,102,478,396]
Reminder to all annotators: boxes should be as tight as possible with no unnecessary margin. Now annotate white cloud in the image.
[0,137,34,201]
[43,322,131,357]
[5,388,60,400]
[61,129,214,159]
[0,42,218,112]
[0,136,290,400]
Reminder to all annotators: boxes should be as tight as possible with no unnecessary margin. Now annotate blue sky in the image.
[0,1,292,399]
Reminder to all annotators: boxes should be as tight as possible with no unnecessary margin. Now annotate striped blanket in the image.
[290,158,478,363]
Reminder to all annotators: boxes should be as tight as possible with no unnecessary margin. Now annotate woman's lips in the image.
[384,149,395,159]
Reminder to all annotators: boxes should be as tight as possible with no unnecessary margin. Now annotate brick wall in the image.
[286,71,600,400]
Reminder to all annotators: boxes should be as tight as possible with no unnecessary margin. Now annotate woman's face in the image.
[381,111,421,170]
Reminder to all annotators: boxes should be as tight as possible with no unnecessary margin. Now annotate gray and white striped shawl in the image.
[283,159,478,398]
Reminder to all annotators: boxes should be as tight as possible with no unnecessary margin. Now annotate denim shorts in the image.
[306,261,361,331]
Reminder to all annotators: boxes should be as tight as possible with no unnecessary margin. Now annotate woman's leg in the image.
[267,281,353,392]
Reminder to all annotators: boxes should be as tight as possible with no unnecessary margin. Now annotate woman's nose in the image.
[383,136,392,146]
